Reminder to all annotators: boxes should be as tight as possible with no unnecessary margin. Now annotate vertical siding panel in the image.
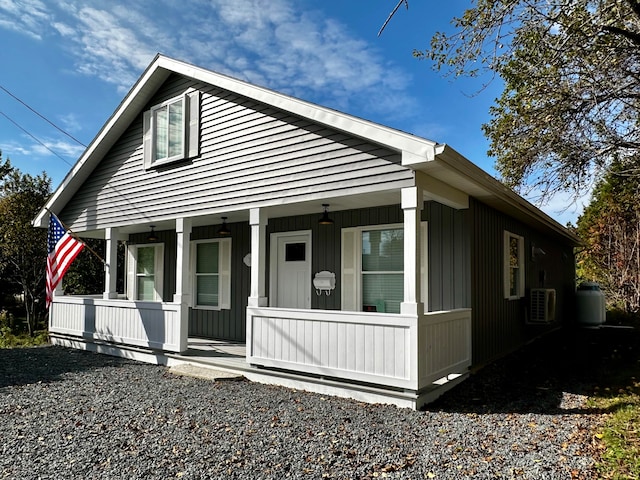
[429,203,443,311]
[469,198,574,367]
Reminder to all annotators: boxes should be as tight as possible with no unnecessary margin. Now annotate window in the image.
[143,90,200,169]
[126,244,164,301]
[504,231,525,299]
[192,238,231,310]
[342,223,428,314]
[153,97,184,162]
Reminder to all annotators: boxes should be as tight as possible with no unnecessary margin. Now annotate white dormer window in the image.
[143,90,200,169]
[153,96,185,163]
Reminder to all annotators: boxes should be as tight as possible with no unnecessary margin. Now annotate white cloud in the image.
[0,0,51,39]
[58,113,82,133]
[0,0,418,122]
[0,136,83,167]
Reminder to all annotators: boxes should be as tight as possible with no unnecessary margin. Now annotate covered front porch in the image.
[49,296,471,408]
[48,182,473,408]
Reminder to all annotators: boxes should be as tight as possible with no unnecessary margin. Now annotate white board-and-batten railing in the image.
[246,307,472,391]
[49,296,183,352]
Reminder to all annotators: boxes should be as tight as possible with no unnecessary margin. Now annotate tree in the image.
[576,161,640,313]
[412,0,640,200]
[0,157,51,335]
[63,238,106,295]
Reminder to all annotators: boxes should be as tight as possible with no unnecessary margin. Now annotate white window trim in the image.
[191,238,232,310]
[143,90,200,170]
[150,95,186,166]
[126,244,164,302]
[341,222,428,314]
[503,231,526,300]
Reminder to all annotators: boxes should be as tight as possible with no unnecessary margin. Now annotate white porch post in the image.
[103,227,122,300]
[401,186,424,315]
[174,217,192,352]
[249,207,268,307]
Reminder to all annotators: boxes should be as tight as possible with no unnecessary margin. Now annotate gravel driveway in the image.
[2,328,627,479]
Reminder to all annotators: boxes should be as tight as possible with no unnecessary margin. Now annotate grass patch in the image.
[0,327,49,348]
[589,352,640,478]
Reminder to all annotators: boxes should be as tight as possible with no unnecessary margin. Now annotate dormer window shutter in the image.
[187,90,200,159]
[142,110,152,170]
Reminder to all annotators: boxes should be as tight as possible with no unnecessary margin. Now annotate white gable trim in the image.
[34,54,437,228]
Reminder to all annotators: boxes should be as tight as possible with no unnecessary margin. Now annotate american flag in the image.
[46,214,84,308]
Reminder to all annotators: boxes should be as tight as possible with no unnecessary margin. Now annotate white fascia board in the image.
[33,54,439,227]
[434,144,582,245]
[160,56,438,160]
[416,171,469,210]
[33,55,172,228]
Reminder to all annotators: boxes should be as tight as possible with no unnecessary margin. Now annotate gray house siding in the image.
[128,229,177,303]
[189,222,251,341]
[469,198,576,366]
[60,73,412,231]
[425,202,471,312]
[125,201,470,342]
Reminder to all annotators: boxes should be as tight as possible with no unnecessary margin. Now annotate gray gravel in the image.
[1,329,616,479]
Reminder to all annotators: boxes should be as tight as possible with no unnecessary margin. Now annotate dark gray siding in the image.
[126,202,473,343]
[60,74,412,230]
[189,222,251,341]
[424,202,471,311]
[268,202,470,312]
[128,229,176,302]
[469,198,576,366]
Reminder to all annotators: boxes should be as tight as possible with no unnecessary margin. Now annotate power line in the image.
[0,110,74,167]
[0,84,87,148]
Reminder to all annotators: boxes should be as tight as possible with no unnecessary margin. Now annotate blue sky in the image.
[0,0,584,224]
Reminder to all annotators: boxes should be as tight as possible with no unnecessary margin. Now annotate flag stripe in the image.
[46,215,84,308]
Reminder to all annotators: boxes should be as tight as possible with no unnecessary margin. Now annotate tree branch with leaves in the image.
[405,0,640,200]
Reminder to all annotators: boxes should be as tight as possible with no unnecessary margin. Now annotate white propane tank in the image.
[576,281,606,326]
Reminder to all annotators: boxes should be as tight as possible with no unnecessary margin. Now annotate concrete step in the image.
[168,363,245,382]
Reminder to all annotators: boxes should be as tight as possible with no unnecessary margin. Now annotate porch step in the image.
[168,364,244,382]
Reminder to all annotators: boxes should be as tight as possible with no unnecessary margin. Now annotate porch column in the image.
[103,227,122,300]
[174,217,192,352]
[401,186,424,315]
[249,207,268,307]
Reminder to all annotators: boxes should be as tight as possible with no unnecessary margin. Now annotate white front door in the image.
[271,231,311,308]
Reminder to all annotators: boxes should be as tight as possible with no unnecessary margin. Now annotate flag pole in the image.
[45,208,106,264]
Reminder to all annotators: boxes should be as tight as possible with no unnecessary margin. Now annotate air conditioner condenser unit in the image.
[530,288,556,323]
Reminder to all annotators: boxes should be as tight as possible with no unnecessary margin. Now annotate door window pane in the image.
[285,242,306,262]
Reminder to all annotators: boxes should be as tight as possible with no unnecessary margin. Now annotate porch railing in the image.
[49,296,183,352]
[246,307,472,391]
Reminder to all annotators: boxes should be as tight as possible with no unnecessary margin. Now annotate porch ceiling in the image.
[78,189,402,238]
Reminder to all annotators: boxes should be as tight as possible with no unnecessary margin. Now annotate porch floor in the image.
[168,337,249,372]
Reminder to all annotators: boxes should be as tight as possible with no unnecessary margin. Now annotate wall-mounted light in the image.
[318,204,334,225]
[147,225,159,242]
[532,245,546,260]
[217,216,231,236]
